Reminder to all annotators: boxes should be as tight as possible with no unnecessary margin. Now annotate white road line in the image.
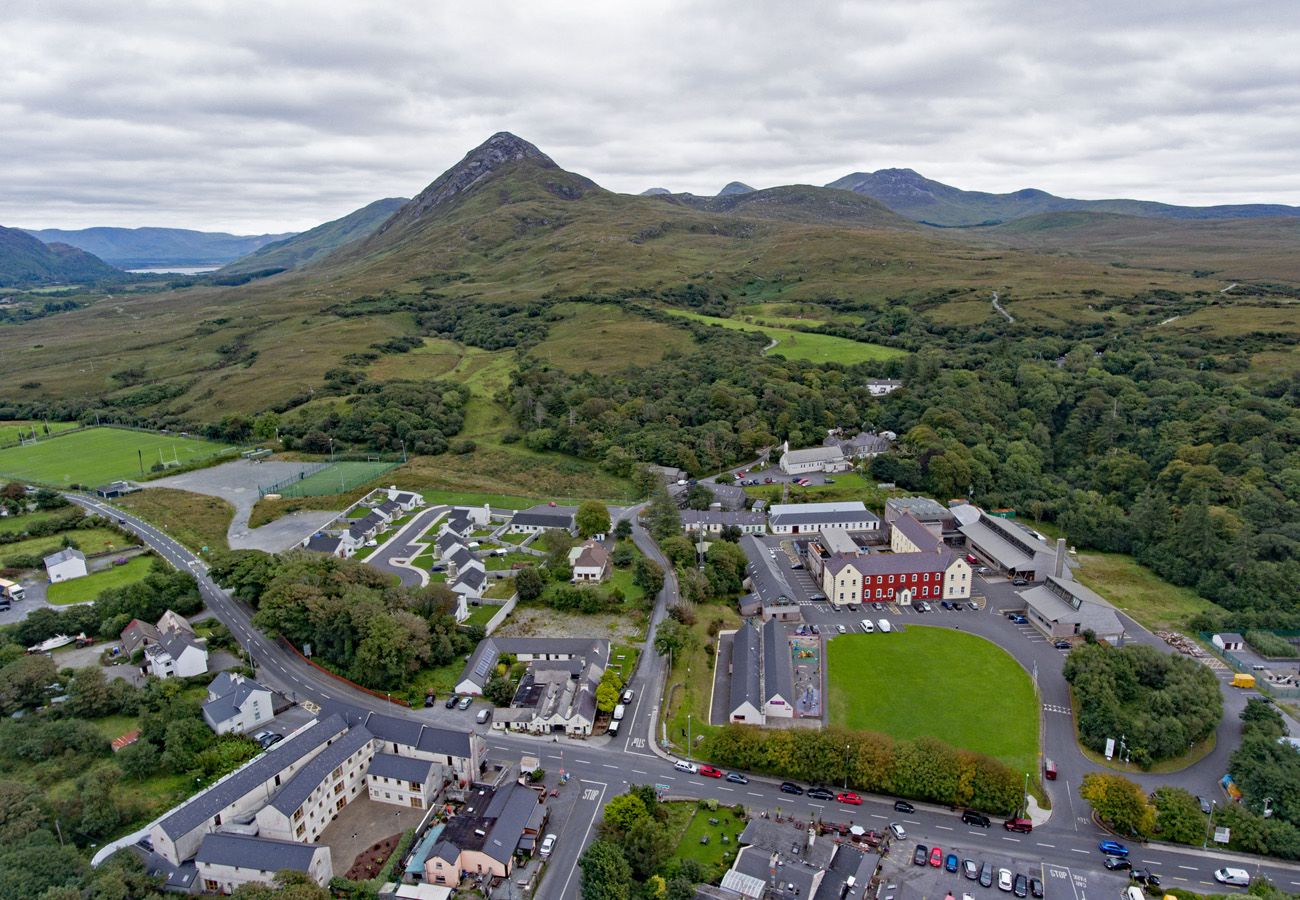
[870,814,887,820]
[1002,837,1021,842]
[1141,859,1160,865]
[575,759,592,765]
[747,792,763,797]
[718,787,734,792]
[1178,866,1198,872]
[1037,843,1055,848]
[1069,848,1089,854]
[631,770,647,775]
[808,803,824,809]
[936,825,953,831]
[602,764,618,770]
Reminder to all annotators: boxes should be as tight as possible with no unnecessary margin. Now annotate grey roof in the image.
[886,495,950,521]
[447,513,472,533]
[891,513,942,552]
[449,547,474,568]
[435,532,463,553]
[482,784,540,864]
[378,500,402,516]
[458,637,608,690]
[1218,632,1247,643]
[769,508,880,529]
[305,534,342,554]
[512,505,576,528]
[155,628,204,660]
[453,567,486,590]
[729,622,762,714]
[681,510,766,528]
[959,514,1039,570]
[842,431,892,454]
[158,715,350,839]
[44,547,86,567]
[825,548,953,578]
[202,674,270,727]
[741,535,795,606]
[671,481,748,510]
[368,752,435,784]
[782,445,846,465]
[334,706,474,760]
[394,492,417,504]
[733,844,820,899]
[270,724,373,814]
[762,618,794,705]
[195,833,322,873]
[1021,576,1124,638]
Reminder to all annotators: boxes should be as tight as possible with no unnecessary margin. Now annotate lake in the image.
[125,266,220,275]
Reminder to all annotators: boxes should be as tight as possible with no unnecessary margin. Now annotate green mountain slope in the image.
[216,197,408,276]
[0,226,122,287]
[656,184,919,230]
[23,226,295,268]
[828,168,1300,226]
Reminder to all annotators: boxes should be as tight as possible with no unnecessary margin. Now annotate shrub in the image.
[1244,630,1297,659]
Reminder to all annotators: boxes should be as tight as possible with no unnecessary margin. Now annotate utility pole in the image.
[844,744,850,789]
[687,713,692,754]
[1204,800,1217,847]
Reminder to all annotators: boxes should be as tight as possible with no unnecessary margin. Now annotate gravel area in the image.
[493,606,644,644]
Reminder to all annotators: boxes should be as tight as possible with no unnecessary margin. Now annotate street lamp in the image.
[1204,800,1217,848]
[844,744,850,790]
[687,713,692,753]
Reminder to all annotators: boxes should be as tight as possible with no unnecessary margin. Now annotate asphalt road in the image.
[68,493,1300,899]
[365,505,449,588]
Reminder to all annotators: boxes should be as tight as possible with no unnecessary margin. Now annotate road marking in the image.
[1070,849,1089,854]
[870,814,887,820]
[936,825,953,831]
[718,786,734,792]
[602,764,618,770]
[575,759,592,765]
[1002,837,1021,842]
[808,803,824,809]
[1178,866,1197,871]
[1037,843,1055,848]
[631,769,647,775]
[558,780,607,900]
[1141,859,1160,865]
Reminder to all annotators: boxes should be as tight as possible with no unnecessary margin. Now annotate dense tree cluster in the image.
[703,724,1023,814]
[579,785,714,900]
[1063,643,1223,767]
[279,379,469,455]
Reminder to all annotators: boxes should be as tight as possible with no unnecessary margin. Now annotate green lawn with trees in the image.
[827,627,1039,775]
[46,555,154,605]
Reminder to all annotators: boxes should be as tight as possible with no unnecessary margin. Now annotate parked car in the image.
[920,601,932,612]
[894,800,914,813]
[929,847,943,867]
[251,730,274,745]
[445,694,458,708]
[791,561,804,570]
[261,734,283,749]
[836,624,847,634]
[998,869,1014,892]
[780,781,804,795]
[837,792,862,806]
[1053,640,1072,649]
[476,708,492,725]
[1099,840,1129,857]
[912,601,926,613]
[1029,877,1044,898]
[966,554,978,564]
[1012,578,1028,586]
[979,862,994,888]
[963,859,979,880]
[961,810,991,827]
[674,760,699,774]
[1014,873,1029,898]
[622,689,634,704]
[726,772,749,784]
[808,787,836,801]
[946,854,959,873]
[890,823,907,839]
[810,624,820,635]
[941,601,953,610]
[952,602,965,611]
[1198,796,1212,815]
[872,602,883,612]
[699,765,724,778]
[1131,870,1160,888]
[539,833,557,857]
[1009,614,1028,624]
[457,695,473,710]
[1104,857,1131,872]
[913,845,929,866]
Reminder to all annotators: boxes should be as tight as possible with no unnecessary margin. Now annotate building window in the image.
[296,824,305,838]
[333,766,343,779]
[292,808,303,822]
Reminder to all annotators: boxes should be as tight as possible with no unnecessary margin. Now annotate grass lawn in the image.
[0,426,233,487]
[499,531,531,545]
[665,801,743,880]
[463,604,500,629]
[484,552,535,571]
[608,565,644,607]
[0,420,78,447]
[0,508,78,536]
[608,643,642,685]
[1074,552,1220,631]
[114,488,234,552]
[0,526,135,567]
[47,555,155,604]
[402,660,466,705]
[746,471,898,509]
[88,714,139,742]
[827,626,1039,774]
[665,309,906,365]
[663,603,742,755]
[484,577,515,600]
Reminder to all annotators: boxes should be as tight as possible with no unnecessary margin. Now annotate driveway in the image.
[148,460,341,552]
[366,506,448,587]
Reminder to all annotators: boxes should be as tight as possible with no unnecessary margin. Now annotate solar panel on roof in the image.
[473,652,495,678]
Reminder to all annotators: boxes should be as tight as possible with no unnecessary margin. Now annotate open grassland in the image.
[114,488,234,552]
[0,508,77,536]
[46,555,154,604]
[1074,551,1220,631]
[533,302,697,373]
[0,427,232,487]
[827,627,1038,774]
[1168,301,1299,337]
[665,308,904,364]
[0,526,135,566]
[0,420,78,447]
[662,602,742,756]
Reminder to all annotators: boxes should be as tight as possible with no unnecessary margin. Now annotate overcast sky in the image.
[5,0,1299,232]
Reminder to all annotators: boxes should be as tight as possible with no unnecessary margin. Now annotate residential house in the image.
[681,509,766,536]
[423,783,546,885]
[768,501,880,535]
[367,753,443,809]
[120,618,163,656]
[387,488,425,512]
[669,480,748,511]
[44,548,87,582]
[866,378,903,396]
[778,443,851,475]
[824,430,893,460]
[568,540,610,583]
[144,628,209,679]
[719,818,876,900]
[195,833,332,894]
[202,673,274,735]
[377,499,403,521]
[303,533,349,558]
[254,726,375,844]
[508,505,577,535]
[646,464,688,485]
[456,637,609,696]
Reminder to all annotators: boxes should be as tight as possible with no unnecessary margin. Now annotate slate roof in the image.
[825,548,953,578]
[512,505,576,528]
[740,535,795,605]
[393,492,417,505]
[570,540,609,570]
[730,621,762,714]
[44,548,86,567]
[269,724,373,814]
[377,500,402,517]
[762,617,794,704]
[448,547,474,569]
[453,567,486,590]
[458,637,609,691]
[447,513,472,533]
[157,715,350,839]
[769,507,880,530]
[368,752,435,784]
[681,510,766,528]
[782,445,846,465]
[481,783,541,864]
[1021,575,1125,639]
[156,628,204,660]
[202,674,270,728]
[891,513,942,552]
[842,431,892,455]
[334,706,475,760]
[305,534,343,555]
[886,495,950,522]
[435,532,463,554]
[121,619,162,654]
[195,832,322,873]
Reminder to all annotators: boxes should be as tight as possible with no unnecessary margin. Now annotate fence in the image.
[257,462,332,497]
[258,460,402,499]
[482,594,518,636]
[1199,633,1300,700]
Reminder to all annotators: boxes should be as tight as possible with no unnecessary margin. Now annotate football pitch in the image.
[827,626,1039,773]
[0,427,233,487]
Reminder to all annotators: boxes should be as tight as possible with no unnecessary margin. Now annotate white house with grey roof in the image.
[682,509,766,536]
[508,504,577,535]
[768,500,880,535]
[367,753,442,808]
[44,547,87,582]
[202,673,273,735]
[144,627,208,679]
[255,725,376,844]
[728,621,764,724]
[725,617,797,725]
[195,832,332,893]
[303,532,350,558]
[778,443,851,475]
[386,487,425,511]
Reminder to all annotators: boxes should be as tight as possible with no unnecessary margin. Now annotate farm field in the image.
[47,555,154,605]
[0,427,233,487]
[664,308,905,365]
[0,420,78,447]
[827,626,1038,774]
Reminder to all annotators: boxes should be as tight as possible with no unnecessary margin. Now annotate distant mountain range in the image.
[0,225,123,288]
[22,226,295,268]
[215,198,408,277]
[652,183,913,230]
[825,168,1300,227]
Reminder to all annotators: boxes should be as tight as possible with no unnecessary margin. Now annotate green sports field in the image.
[0,427,232,487]
[0,421,78,447]
[827,626,1038,773]
[273,460,398,498]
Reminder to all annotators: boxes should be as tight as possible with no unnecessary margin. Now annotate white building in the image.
[202,673,274,735]
[681,510,766,536]
[767,501,880,535]
[508,504,577,535]
[44,548,88,583]
[866,379,903,396]
[387,488,426,512]
[568,540,610,583]
[366,753,443,809]
[778,444,851,475]
[255,727,375,844]
[144,628,209,679]
[195,833,332,894]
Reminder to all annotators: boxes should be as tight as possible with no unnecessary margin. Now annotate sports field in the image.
[273,460,398,498]
[827,626,1038,773]
[665,309,905,365]
[0,427,232,487]
[0,421,78,447]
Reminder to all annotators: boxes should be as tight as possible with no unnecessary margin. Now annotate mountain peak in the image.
[717,181,755,197]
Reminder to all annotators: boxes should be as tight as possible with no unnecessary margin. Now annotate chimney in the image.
[807,826,816,850]
[1054,538,1066,579]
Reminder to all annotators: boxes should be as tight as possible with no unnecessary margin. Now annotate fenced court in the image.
[261,460,399,498]
[0,427,234,486]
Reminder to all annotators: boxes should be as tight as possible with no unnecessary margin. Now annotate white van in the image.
[860,619,874,633]
[877,618,892,633]
[612,703,626,721]
[674,760,698,774]
[607,719,620,736]
[1214,868,1250,887]
[1125,887,1145,900]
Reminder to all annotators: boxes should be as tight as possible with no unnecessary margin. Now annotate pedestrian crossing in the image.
[1043,704,1072,716]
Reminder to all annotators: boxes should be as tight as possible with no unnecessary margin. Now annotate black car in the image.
[1014,874,1029,898]
[259,733,283,749]
[1029,877,1044,898]
[726,772,749,784]
[913,845,929,866]
[1131,870,1161,888]
[1104,857,1132,872]
[961,810,991,827]
[1054,640,1072,649]
[940,601,953,610]
[808,787,836,801]
[780,781,804,795]
[894,800,915,813]
[979,862,994,888]
[1012,578,1028,586]
[952,602,964,611]
[444,694,458,709]
[912,601,925,612]
[872,602,883,612]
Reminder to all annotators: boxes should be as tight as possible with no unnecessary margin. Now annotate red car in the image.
[966,554,978,564]
[699,765,724,778]
[929,847,943,867]
[836,792,862,805]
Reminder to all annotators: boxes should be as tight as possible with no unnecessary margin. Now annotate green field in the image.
[665,309,906,365]
[47,556,154,605]
[273,460,398,498]
[827,626,1038,773]
[0,527,135,567]
[0,420,78,447]
[0,427,232,487]
[1074,551,1220,631]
